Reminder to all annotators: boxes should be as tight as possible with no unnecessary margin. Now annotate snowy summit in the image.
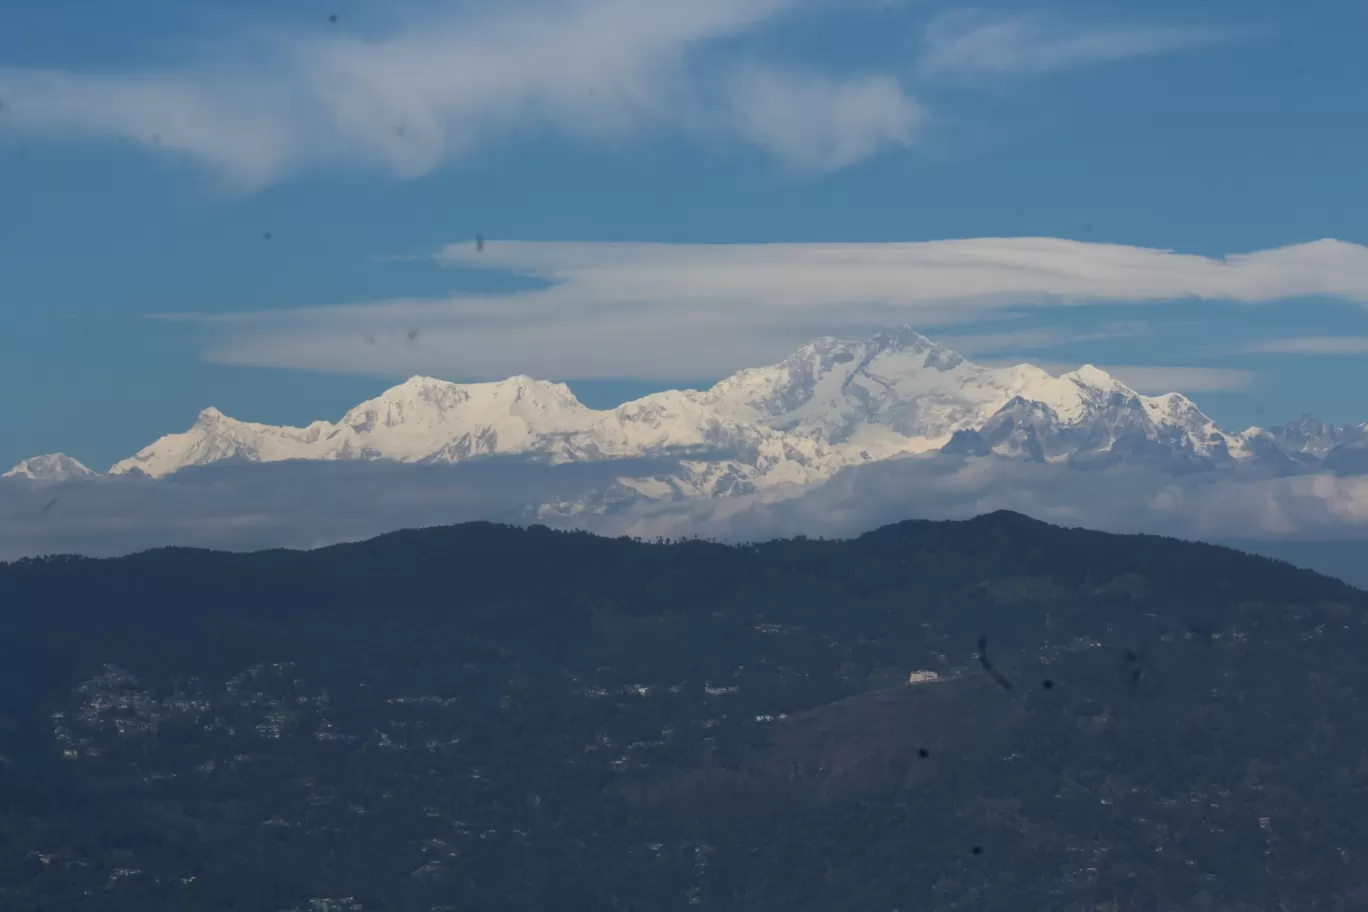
[2,453,98,483]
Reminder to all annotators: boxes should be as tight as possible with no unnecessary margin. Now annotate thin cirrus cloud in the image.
[179,236,1368,382]
[917,9,1234,81]
[0,0,923,188]
[1242,337,1368,355]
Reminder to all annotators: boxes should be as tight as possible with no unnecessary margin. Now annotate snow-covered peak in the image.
[1014,366,1222,446]
[1011,367,1130,425]
[1144,391,1212,426]
[1230,415,1368,467]
[700,326,1055,450]
[1060,364,1128,392]
[343,375,586,428]
[1267,415,1350,455]
[336,374,592,463]
[868,325,942,351]
[698,328,1170,462]
[2,453,98,482]
[109,407,336,478]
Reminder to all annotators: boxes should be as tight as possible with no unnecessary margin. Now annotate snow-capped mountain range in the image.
[7,328,1366,502]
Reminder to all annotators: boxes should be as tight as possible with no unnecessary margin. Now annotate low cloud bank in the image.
[0,455,686,561]
[5,454,1368,564]
[562,456,1368,547]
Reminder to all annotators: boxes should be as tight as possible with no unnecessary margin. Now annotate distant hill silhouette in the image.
[1,511,1366,911]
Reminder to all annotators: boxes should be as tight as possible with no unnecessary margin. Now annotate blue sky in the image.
[2,0,1367,471]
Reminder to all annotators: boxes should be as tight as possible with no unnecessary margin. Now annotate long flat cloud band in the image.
[154,237,1368,382]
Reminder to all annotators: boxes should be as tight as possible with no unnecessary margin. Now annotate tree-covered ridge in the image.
[1,511,1365,911]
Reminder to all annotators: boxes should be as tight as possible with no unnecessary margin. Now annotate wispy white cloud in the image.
[917,9,1233,81]
[0,2,1242,187]
[0,68,298,187]
[174,236,1368,381]
[1243,336,1368,355]
[720,63,923,172]
[0,0,923,188]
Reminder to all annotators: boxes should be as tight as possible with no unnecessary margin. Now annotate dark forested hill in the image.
[1215,538,1368,591]
[1,511,1366,911]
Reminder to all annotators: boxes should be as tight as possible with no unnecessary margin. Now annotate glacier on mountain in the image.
[6,328,1364,509]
